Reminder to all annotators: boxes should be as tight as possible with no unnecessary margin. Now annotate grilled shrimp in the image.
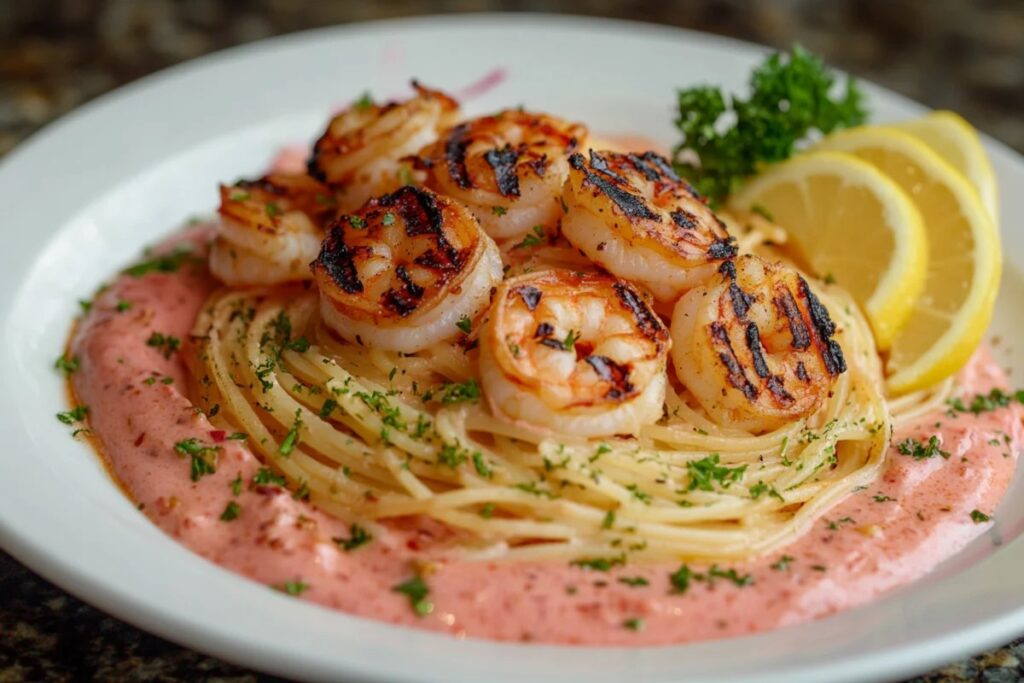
[307,82,459,212]
[209,173,336,286]
[311,185,502,353]
[561,150,736,304]
[671,255,847,433]
[479,270,670,437]
[415,110,588,240]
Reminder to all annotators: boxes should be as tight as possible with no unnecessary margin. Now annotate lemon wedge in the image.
[729,150,927,351]
[891,111,999,222]
[816,126,1001,394]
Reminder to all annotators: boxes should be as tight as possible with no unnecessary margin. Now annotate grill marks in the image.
[445,123,473,189]
[513,285,542,311]
[483,145,521,197]
[585,355,635,399]
[314,186,475,319]
[710,262,845,408]
[613,282,668,344]
[569,152,659,220]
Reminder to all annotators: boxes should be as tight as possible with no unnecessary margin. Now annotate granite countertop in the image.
[1,1,1022,681]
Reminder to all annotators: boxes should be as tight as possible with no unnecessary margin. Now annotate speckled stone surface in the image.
[1,1,1022,681]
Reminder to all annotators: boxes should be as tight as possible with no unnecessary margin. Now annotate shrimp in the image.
[561,149,736,304]
[414,110,588,240]
[209,173,336,286]
[670,255,847,433]
[307,82,459,212]
[479,269,670,437]
[311,185,502,353]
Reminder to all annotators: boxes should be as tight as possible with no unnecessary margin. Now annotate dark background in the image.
[2,1,1023,681]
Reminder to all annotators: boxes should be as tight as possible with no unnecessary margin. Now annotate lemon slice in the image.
[891,111,999,222]
[816,126,1001,394]
[729,150,927,351]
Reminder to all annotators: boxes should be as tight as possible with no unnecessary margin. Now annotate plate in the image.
[1,14,1023,683]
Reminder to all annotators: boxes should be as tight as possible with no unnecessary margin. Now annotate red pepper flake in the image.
[209,429,226,443]
[134,432,146,447]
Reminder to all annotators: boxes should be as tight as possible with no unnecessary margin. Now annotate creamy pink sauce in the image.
[71,231,1023,645]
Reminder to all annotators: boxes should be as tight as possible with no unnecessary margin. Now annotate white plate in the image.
[1,14,1023,683]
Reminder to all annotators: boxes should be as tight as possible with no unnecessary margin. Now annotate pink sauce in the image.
[71,232,1023,645]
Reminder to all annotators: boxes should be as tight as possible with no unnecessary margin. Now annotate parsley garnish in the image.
[686,454,747,491]
[456,315,472,335]
[672,45,866,205]
[54,353,79,376]
[623,617,645,632]
[348,215,366,229]
[570,555,626,572]
[471,451,493,478]
[319,398,338,419]
[393,575,433,616]
[273,580,309,596]
[230,473,242,496]
[970,509,992,523]
[770,555,794,571]
[618,576,649,587]
[353,91,373,111]
[122,245,196,278]
[146,332,181,358]
[436,379,481,405]
[669,564,693,594]
[278,409,303,456]
[562,329,580,351]
[174,438,218,481]
[334,523,373,551]
[115,299,133,312]
[947,388,1024,415]
[252,467,287,487]
[56,405,89,425]
[896,435,950,460]
[749,480,784,501]
[382,211,396,226]
[512,225,546,249]
[220,501,241,521]
[491,206,508,216]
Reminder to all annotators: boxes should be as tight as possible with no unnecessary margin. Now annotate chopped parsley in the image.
[513,481,557,499]
[273,580,309,596]
[947,388,1024,415]
[602,510,616,529]
[686,453,747,492]
[393,574,433,616]
[348,215,366,229]
[669,563,753,593]
[174,438,218,481]
[334,523,373,551]
[319,398,338,419]
[115,299,133,312]
[220,501,241,521]
[353,91,373,110]
[622,617,645,632]
[479,502,495,518]
[562,329,580,351]
[749,480,784,501]
[570,555,625,572]
[512,225,546,249]
[146,332,181,358]
[471,451,493,478]
[56,405,89,425]
[896,435,950,460]
[286,336,310,352]
[770,555,794,571]
[252,467,287,487]
[230,473,243,496]
[436,379,481,405]
[122,244,196,278]
[668,564,693,594]
[491,206,508,216]
[54,353,79,376]
[970,509,992,523]
[382,211,396,226]
[617,576,649,587]
[456,314,473,335]
[278,409,303,456]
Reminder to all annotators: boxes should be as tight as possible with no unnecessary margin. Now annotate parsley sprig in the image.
[672,45,867,205]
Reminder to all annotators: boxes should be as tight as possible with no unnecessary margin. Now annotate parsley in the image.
[146,332,181,358]
[230,473,242,496]
[770,555,794,571]
[512,225,546,249]
[562,329,580,351]
[348,215,366,229]
[513,481,557,499]
[970,509,992,523]
[622,617,645,632]
[382,211,396,226]
[749,480,784,501]
[438,443,468,469]
[353,91,373,110]
[626,484,652,504]
[292,481,311,501]
[319,398,338,419]
[669,564,693,594]
[570,555,625,572]
[278,410,303,456]
[334,524,373,551]
[947,388,1024,415]
[706,565,754,587]
[672,45,866,204]
[122,245,196,278]
[472,451,493,478]
[286,336,310,352]
[686,454,747,492]
[54,353,79,376]
[896,435,950,460]
[252,467,287,487]
[872,493,895,503]
[393,575,433,616]
[618,576,649,587]
[227,432,248,441]
[116,299,133,312]
[175,438,218,481]
[265,202,282,218]
[229,189,251,201]
[491,206,508,216]
[456,314,473,335]
[479,502,495,518]
[220,501,241,521]
[436,379,481,405]
[602,510,616,529]
[273,580,309,596]
[56,405,88,425]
